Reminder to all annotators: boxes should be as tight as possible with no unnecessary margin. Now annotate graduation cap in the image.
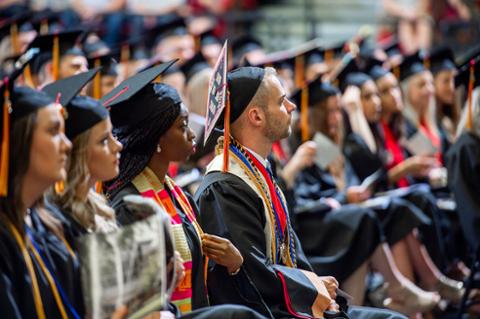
[290,76,340,109]
[1,48,51,196]
[332,55,361,92]
[27,30,84,80]
[147,15,189,50]
[397,51,426,82]
[428,46,456,75]
[455,45,480,89]
[87,52,119,99]
[231,34,264,65]
[0,13,33,55]
[42,68,107,139]
[366,58,390,81]
[199,29,221,47]
[101,59,177,112]
[382,38,402,58]
[30,10,63,34]
[180,52,211,82]
[322,41,346,64]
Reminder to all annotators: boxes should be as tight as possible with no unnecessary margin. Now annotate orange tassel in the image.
[294,55,305,89]
[121,44,130,78]
[222,91,231,173]
[23,65,35,88]
[52,35,59,81]
[466,59,475,130]
[10,23,20,55]
[95,182,103,194]
[54,180,65,194]
[93,58,102,99]
[300,86,309,142]
[194,34,201,53]
[0,86,11,197]
[324,49,334,64]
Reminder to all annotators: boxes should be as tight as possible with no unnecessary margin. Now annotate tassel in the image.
[423,56,431,70]
[300,86,309,142]
[393,65,400,79]
[121,43,130,78]
[324,49,334,64]
[54,180,65,195]
[294,55,305,89]
[23,65,35,88]
[40,19,49,35]
[93,58,102,99]
[466,59,475,130]
[194,34,201,53]
[0,82,11,197]
[222,91,231,173]
[10,23,20,55]
[52,34,60,81]
[95,182,103,194]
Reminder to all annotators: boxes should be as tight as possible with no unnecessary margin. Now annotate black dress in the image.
[0,207,83,319]
[195,171,407,319]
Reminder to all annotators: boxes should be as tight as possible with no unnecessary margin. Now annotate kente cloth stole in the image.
[228,140,297,267]
[132,167,201,313]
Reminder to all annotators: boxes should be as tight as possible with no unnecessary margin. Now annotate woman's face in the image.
[376,73,403,115]
[159,105,196,162]
[434,69,456,105]
[28,103,72,186]
[407,71,434,113]
[360,80,381,123]
[324,94,342,140]
[87,118,123,183]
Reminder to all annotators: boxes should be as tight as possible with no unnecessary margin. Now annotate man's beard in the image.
[264,113,291,142]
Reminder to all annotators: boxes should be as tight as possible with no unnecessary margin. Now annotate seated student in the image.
[345,62,468,281]
[194,66,407,319]
[289,77,456,314]
[103,63,267,319]
[0,82,82,318]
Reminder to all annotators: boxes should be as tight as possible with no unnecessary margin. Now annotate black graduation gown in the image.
[109,183,210,311]
[0,209,82,319]
[195,172,407,319]
[446,132,480,251]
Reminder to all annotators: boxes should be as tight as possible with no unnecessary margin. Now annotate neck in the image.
[21,175,49,214]
[76,178,95,201]
[148,154,169,184]
[235,133,271,160]
[381,111,393,123]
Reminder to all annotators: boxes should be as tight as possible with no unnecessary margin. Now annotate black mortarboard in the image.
[367,59,390,81]
[455,45,480,88]
[180,52,210,82]
[429,46,456,75]
[42,68,107,139]
[200,29,221,47]
[231,34,263,64]
[334,57,361,91]
[219,66,265,126]
[148,15,188,49]
[0,13,33,54]
[101,60,177,110]
[42,67,101,107]
[383,39,402,58]
[290,76,340,108]
[322,41,346,63]
[30,10,62,34]
[87,52,118,77]
[398,51,426,82]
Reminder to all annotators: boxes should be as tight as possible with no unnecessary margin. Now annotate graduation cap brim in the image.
[100,59,178,108]
[42,67,102,106]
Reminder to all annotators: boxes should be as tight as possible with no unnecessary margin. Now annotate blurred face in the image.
[202,44,222,67]
[155,35,195,63]
[407,71,434,114]
[162,72,186,100]
[376,73,403,115]
[159,105,196,162]
[306,63,329,82]
[87,118,123,183]
[59,54,88,79]
[326,94,342,140]
[360,80,381,123]
[101,75,118,97]
[434,69,456,105]
[263,76,297,141]
[28,103,72,186]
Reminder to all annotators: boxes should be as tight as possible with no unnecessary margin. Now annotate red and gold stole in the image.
[132,167,203,313]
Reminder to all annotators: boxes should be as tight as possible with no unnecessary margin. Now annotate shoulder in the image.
[194,171,259,201]
[108,183,141,226]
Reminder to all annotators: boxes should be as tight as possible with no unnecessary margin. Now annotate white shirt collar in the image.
[244,146,268,168]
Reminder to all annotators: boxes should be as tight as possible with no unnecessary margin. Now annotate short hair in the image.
[248,67,277,109]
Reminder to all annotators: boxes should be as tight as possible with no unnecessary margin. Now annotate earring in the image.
[156,144,162,153]
[54,180,65,195]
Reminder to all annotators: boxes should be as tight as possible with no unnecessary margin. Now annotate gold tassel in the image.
[95,182,103,194]
[93,58,102,99]
[466,59,475,130]
[54,180,65,195]
[294,55,305,89]
[222,91,231,173]
[300,86,309,142]
[0,86,11,197]
[52,35,60,81]
[10,23,20,55]
[23,65,35,88]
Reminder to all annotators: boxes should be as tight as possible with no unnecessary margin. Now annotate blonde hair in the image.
[52,129,115,232]
[186,68,212,117]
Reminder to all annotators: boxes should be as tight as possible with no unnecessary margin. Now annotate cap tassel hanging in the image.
[324,49,334,65]
[222,91,231,173]
[10,23,20,55]
[52,34,60,81]
[300,85,309,142]
[466,59,475,130]
[23,65,35,88]
[121,43,130,78]
[294,54,305,89]
[93,58,102,99]
[0,80,11,197]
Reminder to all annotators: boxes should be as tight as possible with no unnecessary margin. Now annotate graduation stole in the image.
[229,140,297,267]
[132,167,202,314]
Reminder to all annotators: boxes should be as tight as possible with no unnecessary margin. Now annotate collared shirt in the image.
[244,146,269,168]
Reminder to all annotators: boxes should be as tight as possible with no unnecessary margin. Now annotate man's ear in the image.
[246,106,265,128]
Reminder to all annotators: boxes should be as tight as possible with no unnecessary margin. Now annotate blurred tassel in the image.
[93,58,102,99]
[0,83,11,197]
[52,34,59,81]
[222,91,231,173]
[10,23,20,55]
[466,59,475,130]
[23,65,35,88]
[294,55,305,88]
[324,49,334,64]
[300,86,309,142]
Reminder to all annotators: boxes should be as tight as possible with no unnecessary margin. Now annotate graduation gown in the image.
[0,208,83,319]
[446,132,480,251]
[195,154,406,319]
[109,183,210,311]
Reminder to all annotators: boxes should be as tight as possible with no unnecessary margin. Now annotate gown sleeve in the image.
[195,172,320,319]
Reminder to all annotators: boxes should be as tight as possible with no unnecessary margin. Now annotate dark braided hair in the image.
[105,83,182,197]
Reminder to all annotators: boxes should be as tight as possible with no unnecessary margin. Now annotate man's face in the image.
[155,35,195,63]
[263,76,297,141]
[59,54,88,79]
